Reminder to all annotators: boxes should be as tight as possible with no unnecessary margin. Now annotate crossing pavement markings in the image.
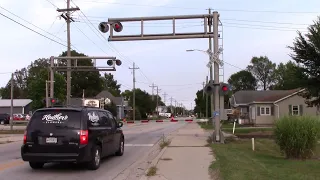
[0,160,24,172]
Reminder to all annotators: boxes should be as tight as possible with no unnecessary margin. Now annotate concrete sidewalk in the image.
[140,123,215,180]
[0,134,23,143]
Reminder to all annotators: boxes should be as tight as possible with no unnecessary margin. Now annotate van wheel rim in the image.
[0,121,3,125]
[95,150,100,166]
[121,140,124,153]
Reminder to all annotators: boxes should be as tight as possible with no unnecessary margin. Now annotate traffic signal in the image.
[98,22,109,33]
[220,83,230,95]
[115,59,122,66]
[50,98,59,104]
[112,22,123,32]
[107,60,114,66]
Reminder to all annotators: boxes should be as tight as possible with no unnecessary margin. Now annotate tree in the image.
[59,50,104,98]
[101,73,121,96]
[121,88,163,119]
[247,56,276,90]
[272,61,307,90]
[26,59,66,109]
[228,70,257,92]
[288,17,320,106]
[194,89,211,117]
[1,67,29,99]
[104,102,118,117]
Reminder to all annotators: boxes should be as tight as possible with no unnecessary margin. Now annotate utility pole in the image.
[156,86,161,115]
[213,11,221,142]
[149,83,156,101]
[10,73,13,131]
[208,8,215,128]
[45,80,49,107]
[202,81,205,99]
[129,62,139,121]
[175,100,177,116]
[206,76,209,119]
[162,92,167,105]
[169,97,173,114]
[57,1,80,105]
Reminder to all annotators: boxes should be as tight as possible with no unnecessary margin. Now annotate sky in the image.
[0,0,319,110]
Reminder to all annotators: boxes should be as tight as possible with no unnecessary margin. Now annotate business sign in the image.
[84,99,100,107]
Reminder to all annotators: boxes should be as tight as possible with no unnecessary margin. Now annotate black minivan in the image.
[21,106,124,170]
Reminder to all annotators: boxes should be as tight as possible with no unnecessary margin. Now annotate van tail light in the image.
[79,130,88,145]
[23,131,27,144]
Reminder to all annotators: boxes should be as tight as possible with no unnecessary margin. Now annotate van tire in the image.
[87,146,101,170]
[29,162,44,169]
[115,137,124,156]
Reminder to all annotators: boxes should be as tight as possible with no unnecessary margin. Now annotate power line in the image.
[70,0,167,93]
[45,0,59,8]
[137,81,203,86]
[0,12,67,47]
[0,5,68,44]
[72,1,319,14]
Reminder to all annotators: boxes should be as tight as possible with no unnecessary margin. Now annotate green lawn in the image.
[211,139,320,180]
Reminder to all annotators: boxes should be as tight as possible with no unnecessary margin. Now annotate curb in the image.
[144,146,168,174]
[156,120,163,122]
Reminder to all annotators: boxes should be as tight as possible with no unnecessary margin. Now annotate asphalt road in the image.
[0,120,186,180]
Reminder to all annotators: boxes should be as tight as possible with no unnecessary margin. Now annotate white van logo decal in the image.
[88,112,99,123]
[42,113,68,123]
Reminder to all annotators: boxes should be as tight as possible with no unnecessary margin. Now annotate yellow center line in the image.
[0,160,24,171]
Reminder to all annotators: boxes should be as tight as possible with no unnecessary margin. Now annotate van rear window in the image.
[28,109,81,129]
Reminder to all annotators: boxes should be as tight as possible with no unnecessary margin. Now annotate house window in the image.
[260,106,271,116]
[292,105,299,116]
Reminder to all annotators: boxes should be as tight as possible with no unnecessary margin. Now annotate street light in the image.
[186,48,224,67]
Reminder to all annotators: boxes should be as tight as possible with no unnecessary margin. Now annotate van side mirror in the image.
[118,122,123,128]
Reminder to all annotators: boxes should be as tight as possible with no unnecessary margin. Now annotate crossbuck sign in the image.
[206,47,223,68]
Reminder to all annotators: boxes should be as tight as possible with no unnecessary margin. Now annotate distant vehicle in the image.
[13,114,24,120]
[0,113,10,124]
[21,106,124,170]
[24,114,31,121]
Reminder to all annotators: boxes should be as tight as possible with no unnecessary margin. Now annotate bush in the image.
[274,116,320,159]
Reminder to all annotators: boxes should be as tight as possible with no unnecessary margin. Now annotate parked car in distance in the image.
[21,106,124,170]
[0,113,10,124]
[13,114,25,120]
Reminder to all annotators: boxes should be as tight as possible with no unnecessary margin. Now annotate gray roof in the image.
[70,98,83,106]
[95,90,123,106]
[0,99,32,107]
[232,89,301,105]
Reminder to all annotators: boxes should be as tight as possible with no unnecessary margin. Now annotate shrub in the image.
[274,116,320,159]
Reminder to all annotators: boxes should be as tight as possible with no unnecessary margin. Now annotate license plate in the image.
[46,137,57,144]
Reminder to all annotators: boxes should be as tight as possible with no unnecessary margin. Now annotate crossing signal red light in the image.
[112,22,123,32]
[115,59,122,66]
[219,83,230,95]
[221,85,228,92]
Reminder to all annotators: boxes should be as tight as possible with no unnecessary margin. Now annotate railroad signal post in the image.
[49,56,121,106]
[98,11,223,143]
